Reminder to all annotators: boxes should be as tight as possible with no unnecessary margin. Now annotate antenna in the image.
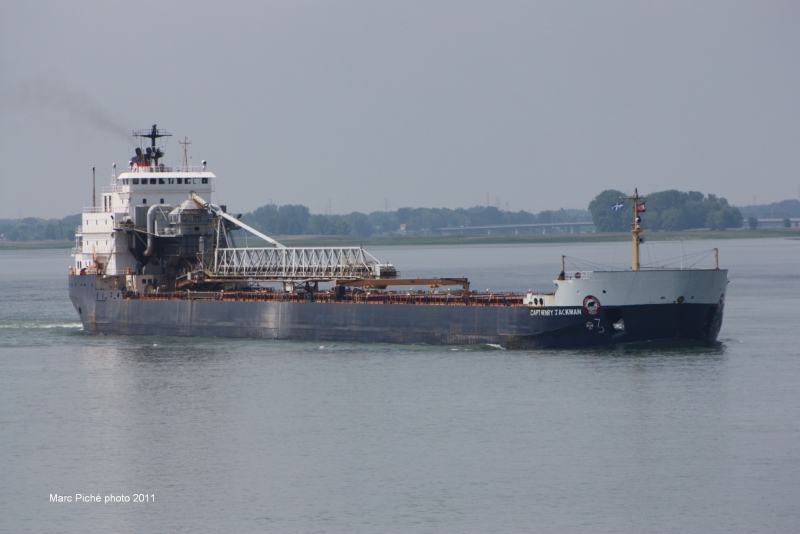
[132,124,172,166]
[179,136,192,170]
[92,166,96,209]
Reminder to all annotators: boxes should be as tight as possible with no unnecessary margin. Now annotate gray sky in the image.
[1,1,798,219]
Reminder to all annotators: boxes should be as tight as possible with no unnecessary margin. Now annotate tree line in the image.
[589,190,742,232]
[0,215,81,242]
[239,204,591,238]
[738,199,800,219]
[4,189,765,242]
[0,205,591,241]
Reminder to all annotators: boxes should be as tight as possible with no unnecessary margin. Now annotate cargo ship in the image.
[69,126,728,349]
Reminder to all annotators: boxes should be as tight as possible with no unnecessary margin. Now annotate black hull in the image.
[71,285,724,351]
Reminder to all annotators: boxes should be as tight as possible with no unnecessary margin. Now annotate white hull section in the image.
[553,269,727,307]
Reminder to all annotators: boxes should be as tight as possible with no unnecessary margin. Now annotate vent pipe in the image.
[144,204,174,257]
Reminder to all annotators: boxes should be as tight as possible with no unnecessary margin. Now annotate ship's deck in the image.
[129,290,537,307]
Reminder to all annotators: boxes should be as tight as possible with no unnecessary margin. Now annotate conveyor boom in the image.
[212,247,391,281]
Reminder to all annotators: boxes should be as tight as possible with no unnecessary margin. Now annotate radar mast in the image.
[132,124,172,166]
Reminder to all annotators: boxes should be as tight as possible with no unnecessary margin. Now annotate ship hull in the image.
[69,275,725,349]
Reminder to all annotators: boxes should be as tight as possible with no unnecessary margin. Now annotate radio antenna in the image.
[179,136,192,170]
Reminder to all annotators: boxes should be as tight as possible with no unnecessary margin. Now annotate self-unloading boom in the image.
[191,193,285,248]
[189,193,397,283]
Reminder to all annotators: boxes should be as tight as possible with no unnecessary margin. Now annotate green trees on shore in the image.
[241,204,590,237]
[589,189,742,232]
[0,215,81,242]
[739,199,800,219]
[1,189,752,242]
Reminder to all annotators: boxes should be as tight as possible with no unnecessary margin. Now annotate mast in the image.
[179,136,191,170]
[132,124,172,166]
[619,188,647,271]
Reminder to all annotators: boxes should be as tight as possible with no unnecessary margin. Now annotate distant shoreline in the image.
[6,228,796,251]
[0,240,74,251]
[277,228,799,247]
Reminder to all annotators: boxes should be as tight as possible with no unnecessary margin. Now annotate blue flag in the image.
[611,202,624,211]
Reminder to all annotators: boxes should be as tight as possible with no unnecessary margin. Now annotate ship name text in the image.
[530,308,582,316]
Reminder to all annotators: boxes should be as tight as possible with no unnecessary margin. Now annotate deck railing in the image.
[125,165,208,173]
[131,290,526,306]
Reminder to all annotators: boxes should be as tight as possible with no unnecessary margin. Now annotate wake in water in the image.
[0,322,83,330]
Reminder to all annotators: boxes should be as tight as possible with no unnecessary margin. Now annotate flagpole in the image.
[619,188,647,271]
[631,189,640,271]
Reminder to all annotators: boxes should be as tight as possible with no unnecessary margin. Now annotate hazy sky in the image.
[1,1,798,219]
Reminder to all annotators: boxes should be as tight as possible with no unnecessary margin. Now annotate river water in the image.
[1,238,798,533]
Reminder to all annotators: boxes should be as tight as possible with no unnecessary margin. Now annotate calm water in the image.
[1,239,798,533]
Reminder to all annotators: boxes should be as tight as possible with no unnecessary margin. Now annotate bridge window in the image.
[201,178,208,184]
[132,179,139,185]
[143,199,147,204]
[158,178,165,185]
[168,178,174,184]
[150,178,157,185]
[176,178,182,184]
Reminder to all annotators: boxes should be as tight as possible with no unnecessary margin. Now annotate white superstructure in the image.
[71,125,215,277]
[70,125,394,292]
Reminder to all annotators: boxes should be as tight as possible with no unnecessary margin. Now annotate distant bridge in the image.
[439,221,595,235]
[749,218,800,228]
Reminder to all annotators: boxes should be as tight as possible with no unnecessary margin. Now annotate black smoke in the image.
[13,78,134,145]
